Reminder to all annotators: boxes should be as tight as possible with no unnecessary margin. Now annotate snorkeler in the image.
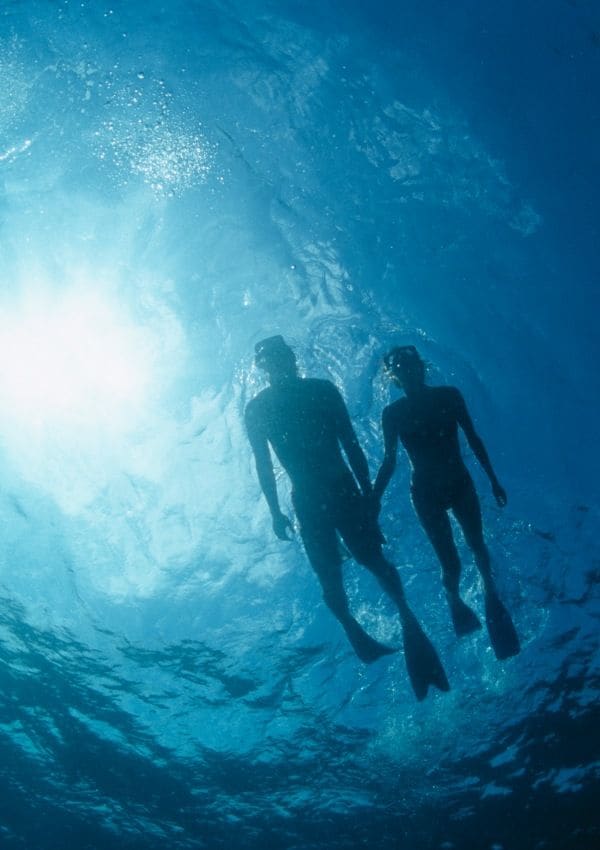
[245,335,449,701]
[374,345,519,660]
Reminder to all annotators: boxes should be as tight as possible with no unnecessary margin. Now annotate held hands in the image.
[492,480,507,507]
[272,511,294,541]
[362,491,387,544]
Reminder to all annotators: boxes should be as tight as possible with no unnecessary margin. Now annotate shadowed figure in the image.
[374,345,520,660]
[245,336,449,701]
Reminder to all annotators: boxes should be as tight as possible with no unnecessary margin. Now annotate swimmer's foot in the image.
[401,613,450,701]
[484,591,520,660]
[348,625,397,663]
[448,594,482,637]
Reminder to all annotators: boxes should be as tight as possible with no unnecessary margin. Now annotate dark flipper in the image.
[347,623,398,664]
[449,596,482,637]
[485,593,520,660]
[402,616,450,701]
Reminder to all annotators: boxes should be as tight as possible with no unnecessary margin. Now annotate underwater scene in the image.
[0,1,598,848]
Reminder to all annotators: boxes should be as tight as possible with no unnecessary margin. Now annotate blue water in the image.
[0,1,598,848]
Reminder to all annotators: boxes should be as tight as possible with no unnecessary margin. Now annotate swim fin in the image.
[448,595,482,637]
[402,615,450,701]
[484,592,520,660]
[347,622,398,664]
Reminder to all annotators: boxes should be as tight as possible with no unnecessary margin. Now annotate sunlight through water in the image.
[0,1,597,849]
[0,287,151,432]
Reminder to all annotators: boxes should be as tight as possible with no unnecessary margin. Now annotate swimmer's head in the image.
[384,345,426,388]
[254,335,297,380]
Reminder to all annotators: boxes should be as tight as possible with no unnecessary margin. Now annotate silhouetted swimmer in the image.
[245,335,449,701]
[374,346,520,660]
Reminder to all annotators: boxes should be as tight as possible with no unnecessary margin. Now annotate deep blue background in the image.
[0,1,598,848]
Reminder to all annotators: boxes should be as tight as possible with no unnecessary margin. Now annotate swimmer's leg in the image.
[412,490,481,637]
[335,488,448,700]
[451,479,493,591]
[453,482,520,659]
[361,552,450,700]
[298,499,396,664]
[315,560,396,663]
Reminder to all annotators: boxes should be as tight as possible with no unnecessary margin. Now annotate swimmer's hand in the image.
[273,511,294,540]
[492,481,507,508]
[362,493,387,543]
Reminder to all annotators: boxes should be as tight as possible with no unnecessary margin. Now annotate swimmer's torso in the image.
[245,378,351,493]
[384,386,470,493]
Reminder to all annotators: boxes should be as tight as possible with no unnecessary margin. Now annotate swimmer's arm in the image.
[333,389,373,496]
[245,405,293,539]
[454,390,507,507]
[373,406,398,506]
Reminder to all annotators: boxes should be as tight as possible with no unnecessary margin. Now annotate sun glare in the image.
[0,289,153,432]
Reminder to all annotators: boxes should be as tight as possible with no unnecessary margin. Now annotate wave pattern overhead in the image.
[0,1,598,848]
